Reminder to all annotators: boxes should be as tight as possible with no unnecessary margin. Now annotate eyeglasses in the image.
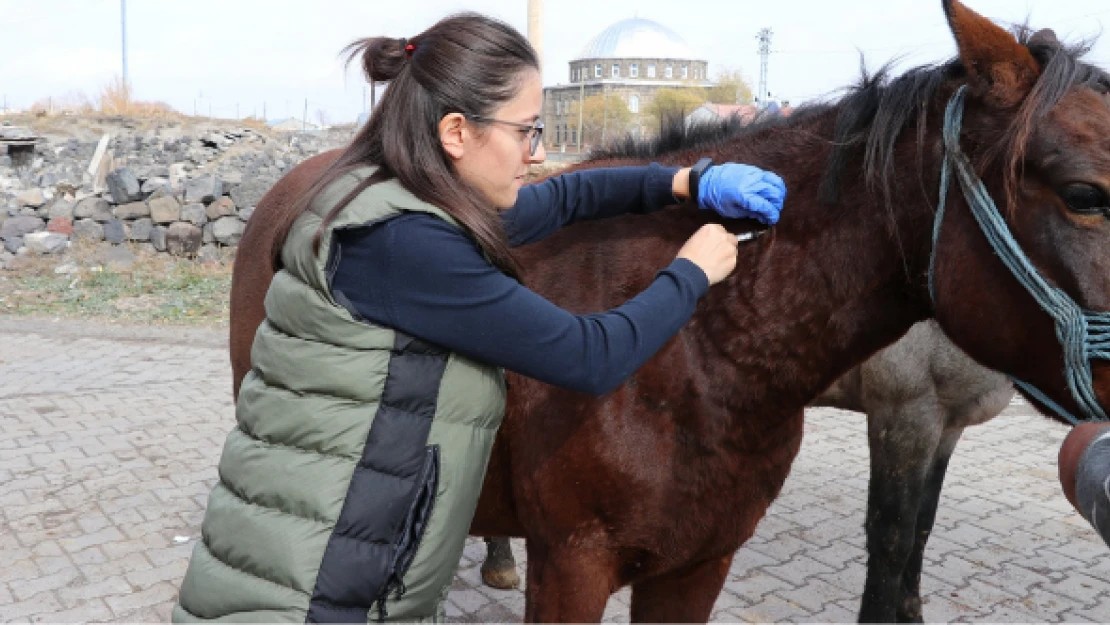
[466,114,545,156]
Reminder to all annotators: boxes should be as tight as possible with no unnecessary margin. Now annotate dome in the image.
[575,18,700,61]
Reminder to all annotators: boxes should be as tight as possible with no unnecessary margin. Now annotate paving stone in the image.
[1,319,1109,623]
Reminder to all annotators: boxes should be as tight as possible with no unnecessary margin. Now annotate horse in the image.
[228,2,1110,620]
[476,319,1013,623]
[812,320,1013,621]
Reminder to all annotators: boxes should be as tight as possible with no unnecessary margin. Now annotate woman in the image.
[173,12,785,623]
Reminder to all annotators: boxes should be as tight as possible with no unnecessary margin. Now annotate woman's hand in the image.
[699,163,786,225]
[677,224,738,286]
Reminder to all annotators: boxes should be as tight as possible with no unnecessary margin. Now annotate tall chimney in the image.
[528,0,544,69]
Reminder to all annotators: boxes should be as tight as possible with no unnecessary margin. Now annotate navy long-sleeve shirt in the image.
[329,164,709,395]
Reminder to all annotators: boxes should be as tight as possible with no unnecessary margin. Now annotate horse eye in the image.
[1059,183,1110,215]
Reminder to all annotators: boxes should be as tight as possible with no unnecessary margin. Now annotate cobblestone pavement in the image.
[1,316,1108,623]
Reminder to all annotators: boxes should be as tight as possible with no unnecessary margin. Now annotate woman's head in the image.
[356,13,546,209]
[278,12,543,274]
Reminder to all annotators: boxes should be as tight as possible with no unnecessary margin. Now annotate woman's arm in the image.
[330,214,708,395]
[503,164,686,246]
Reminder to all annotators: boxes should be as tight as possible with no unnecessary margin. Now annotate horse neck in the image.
[679,110,940,425]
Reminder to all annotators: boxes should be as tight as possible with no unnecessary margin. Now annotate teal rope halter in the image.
[929,85,1110,425]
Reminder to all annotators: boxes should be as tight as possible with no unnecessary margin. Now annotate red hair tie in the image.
[405,43,416,58]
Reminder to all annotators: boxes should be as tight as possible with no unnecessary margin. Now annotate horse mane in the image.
[587,26,1108,215]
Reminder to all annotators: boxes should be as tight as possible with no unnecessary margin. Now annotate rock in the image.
[238,206,254,222]
[3,236,22,254]
[72,218,105,242]
[149,196,181,224]
[168,163,188,189]
[185,175,223,204]
[128,218,153,241]
[96,244,136,270]
[74,197,113,222]
[202,222,215,244]
[54,261,80,275]
[47,199,75,220]
[106,167,143,204]
[37,172,58,188]
[140,177,168,194]
[229,178,271,210]
[103,218,127,244]
[0,156,10,167]
[115,201,150,220]
[1,215,45,239]
[24,231,68,254]
[19,207,38,217]
[166,222,202,256]
[212,216,244,245]
[221,170,243,186]
[180,203,208,227]
[197,243,221,263]
[47,217,73,236]
[150,226,167,252]
[205,197,236,220]
[15,188,45,208]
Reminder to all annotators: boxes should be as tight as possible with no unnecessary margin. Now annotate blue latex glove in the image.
[698,163,786,225]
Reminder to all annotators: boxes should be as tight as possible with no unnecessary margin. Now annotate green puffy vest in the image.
[173,166,507,623]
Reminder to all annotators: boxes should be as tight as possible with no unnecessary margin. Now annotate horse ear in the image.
[942,0,1040,107]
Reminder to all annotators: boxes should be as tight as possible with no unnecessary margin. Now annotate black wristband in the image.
[688,157,713,205]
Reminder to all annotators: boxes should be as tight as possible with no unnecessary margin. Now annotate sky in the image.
[2,0,1110,124]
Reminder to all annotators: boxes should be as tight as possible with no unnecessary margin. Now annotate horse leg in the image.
[480,536,520,589]
[523,541,616,623]
[895,428,962,623]
[857,398,943,623]
[629,555,733,623]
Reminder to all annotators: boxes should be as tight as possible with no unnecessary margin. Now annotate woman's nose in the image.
[527,140,546,164]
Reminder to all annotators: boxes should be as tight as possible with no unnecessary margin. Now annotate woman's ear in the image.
[440,113,467,160]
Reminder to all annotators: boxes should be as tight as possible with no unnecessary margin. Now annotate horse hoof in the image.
[480,562,520,589]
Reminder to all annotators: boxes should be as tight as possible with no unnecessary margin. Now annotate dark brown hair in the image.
[271,12,539,275]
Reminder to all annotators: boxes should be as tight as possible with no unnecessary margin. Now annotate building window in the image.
[665,65,673,78]
[629,94,640,114]
[682,64,689,79]
[555,100,561,115]
[572,128,577,144]
[612,63,620,78]
[647,63,656,78]
[595,63,602,78]
[630,63,638,78]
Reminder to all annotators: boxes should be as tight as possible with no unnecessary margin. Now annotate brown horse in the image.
[229,1,1110,621]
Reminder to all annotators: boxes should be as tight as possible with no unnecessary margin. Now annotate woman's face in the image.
[447,69,546,209]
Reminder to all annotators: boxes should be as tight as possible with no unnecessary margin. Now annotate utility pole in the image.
[263,102,267,121]
[756,28,773,108]
[303,98,308,132]
[121,0,129,87]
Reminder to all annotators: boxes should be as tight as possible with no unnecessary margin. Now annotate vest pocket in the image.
[375,445,440,620]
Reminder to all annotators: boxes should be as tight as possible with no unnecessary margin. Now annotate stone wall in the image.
[0,119,351,268]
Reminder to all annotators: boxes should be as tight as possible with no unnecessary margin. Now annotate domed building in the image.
[543,18,712,152]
